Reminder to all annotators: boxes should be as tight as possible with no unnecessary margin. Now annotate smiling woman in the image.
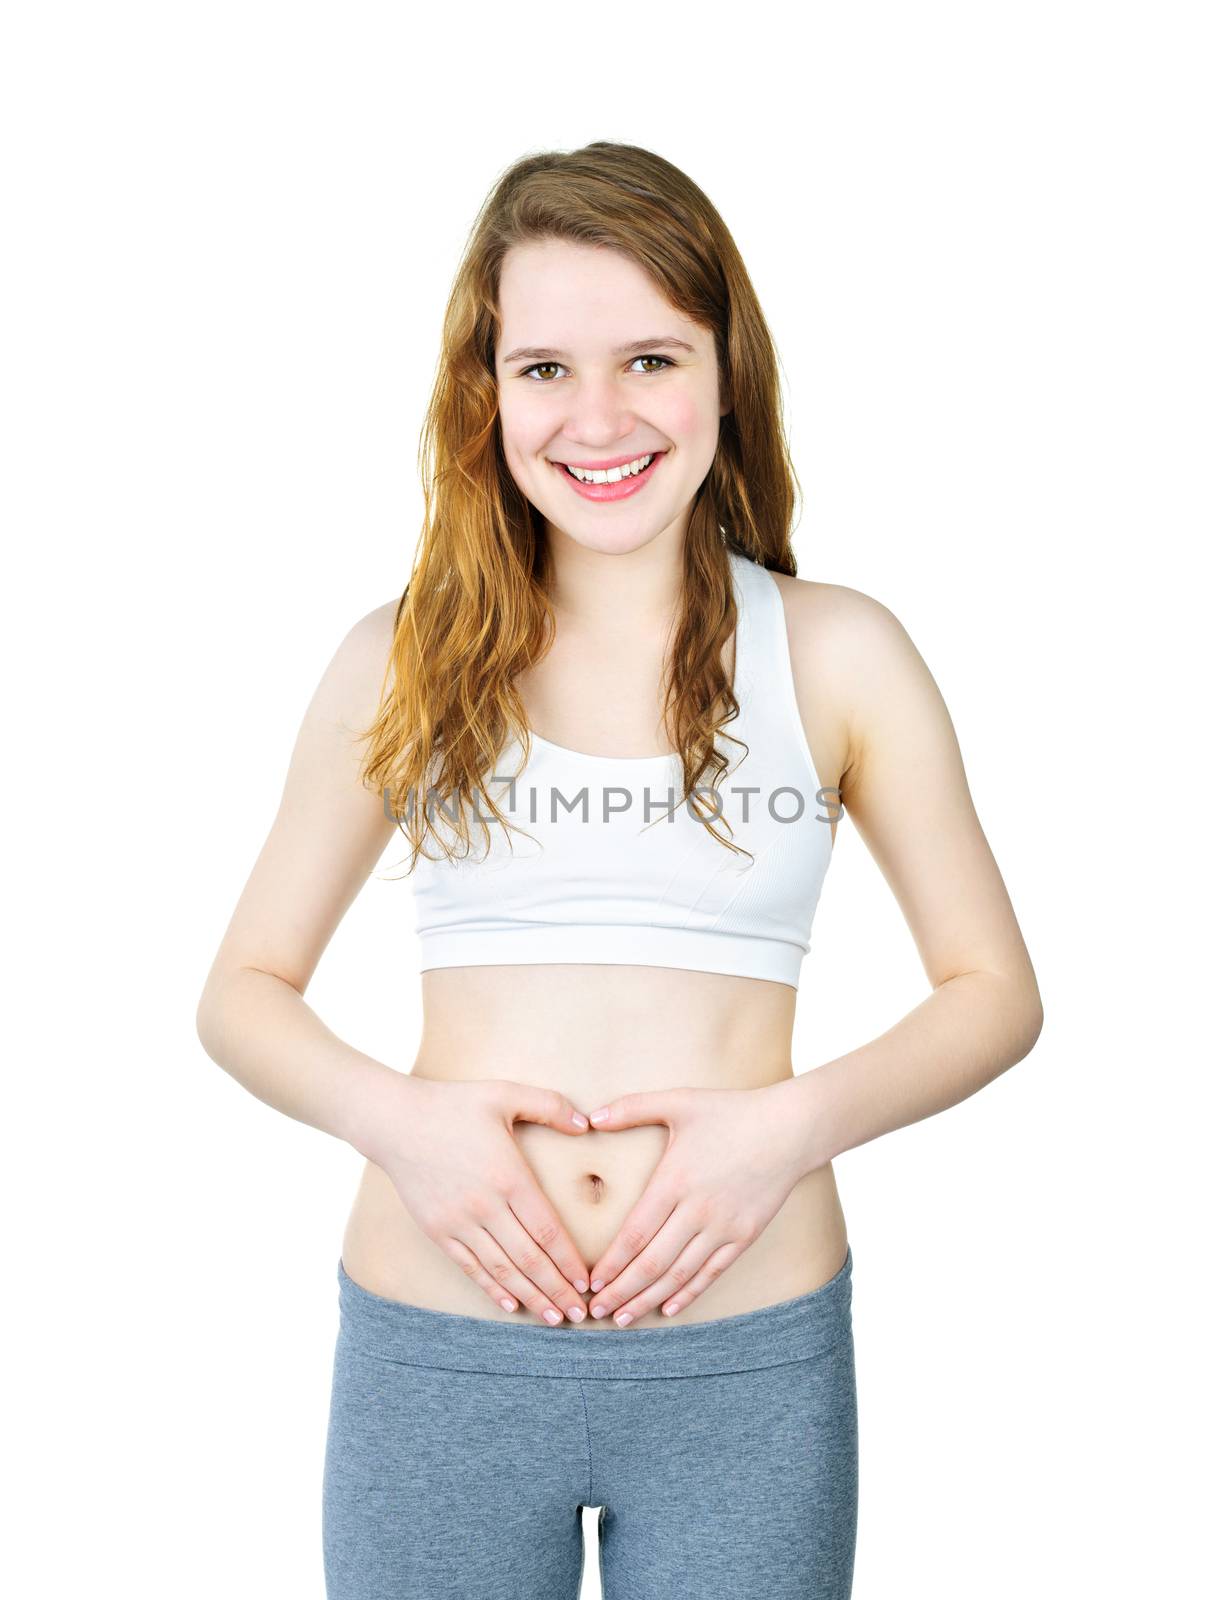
[196,139,1042,1600]
[491,236,733,549]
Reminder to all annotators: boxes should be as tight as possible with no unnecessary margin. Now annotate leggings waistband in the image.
[335,1245,853,1380]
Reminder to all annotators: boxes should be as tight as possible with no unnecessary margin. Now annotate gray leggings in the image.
[323,1244,857,1599]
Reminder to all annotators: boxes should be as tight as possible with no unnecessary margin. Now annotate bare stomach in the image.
[340,964,849,1331]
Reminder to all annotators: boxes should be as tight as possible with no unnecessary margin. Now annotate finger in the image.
[586,1182,681,1297]
[493,1200,590,1323]
[437,1235,528,1315]
[504,1173,593,1298]
[466,1225,581,1324]
[587,1089,677,1132]
[504,1081,592,1136]
[444,1223,576,1326]
[587,1203,692,1321]
[622,1237,745,1324]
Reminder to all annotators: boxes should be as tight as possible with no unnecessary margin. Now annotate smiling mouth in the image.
[551,451,666,482]
[548,450,668,500]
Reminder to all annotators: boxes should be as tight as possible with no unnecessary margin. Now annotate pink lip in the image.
[550,450,667,503]
[550,450,665,470]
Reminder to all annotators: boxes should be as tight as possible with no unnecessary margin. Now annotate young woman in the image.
[197,142,1043,1600]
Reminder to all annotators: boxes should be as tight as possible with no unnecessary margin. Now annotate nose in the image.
[558,373,642,448]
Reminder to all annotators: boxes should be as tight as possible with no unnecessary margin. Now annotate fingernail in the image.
[591,1304,607,1318]
[543,1308,562,1325]
[591,1278,605,1293]
[589,1107,609,1124]
[662,1302,679,1316]
[615,1311,633,1327]
[566,1305,585,1322]
[574,1278,588,1293]
[500,1298,516,1312]
[571,1111,589,1129]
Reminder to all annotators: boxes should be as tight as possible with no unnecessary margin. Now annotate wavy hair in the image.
[358,140,804,870]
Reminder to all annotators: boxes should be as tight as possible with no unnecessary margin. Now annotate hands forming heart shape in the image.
[375,1072,817,1330]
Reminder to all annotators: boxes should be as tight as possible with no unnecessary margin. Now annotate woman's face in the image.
[494,238,730,560]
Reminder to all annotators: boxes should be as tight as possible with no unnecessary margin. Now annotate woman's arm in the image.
[577,583,1044,1323]
[786,582,1044,1171]
[195,599,601,1319]
[195,599,408,1161]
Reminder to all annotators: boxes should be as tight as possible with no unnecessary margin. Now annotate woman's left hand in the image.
[582,1078,814,1326]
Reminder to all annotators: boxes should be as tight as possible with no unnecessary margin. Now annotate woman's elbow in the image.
[1015,988,1044,1062]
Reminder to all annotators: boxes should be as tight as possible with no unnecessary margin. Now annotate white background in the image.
[5,2,1215,1595]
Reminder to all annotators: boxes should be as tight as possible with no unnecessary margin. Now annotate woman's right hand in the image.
[364,1073,594,1325]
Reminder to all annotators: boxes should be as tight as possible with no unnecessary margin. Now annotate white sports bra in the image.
[408,548,835,990]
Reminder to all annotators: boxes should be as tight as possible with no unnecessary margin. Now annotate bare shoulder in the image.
[349,594,402,650]
[197,594,405,999]
[768,572,916,794]
[280,592,404,821]
[775,570,966,823]
[302,596,402,742]
[769,570,907,665]
[329,596,401,699]
[773,573,931,705]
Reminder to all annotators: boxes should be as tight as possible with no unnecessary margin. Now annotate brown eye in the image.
[519,355,676,383]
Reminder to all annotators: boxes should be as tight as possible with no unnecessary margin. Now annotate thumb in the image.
[587,1090,678,1131]
[502,1081,592,1135]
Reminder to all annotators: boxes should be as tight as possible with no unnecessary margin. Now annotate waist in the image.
[343,963,845,1329]
[343,1154,846,1330]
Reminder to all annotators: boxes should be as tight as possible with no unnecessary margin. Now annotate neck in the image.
[542,534,688,634]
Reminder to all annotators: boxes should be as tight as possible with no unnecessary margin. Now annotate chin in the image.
[546,522,675,559]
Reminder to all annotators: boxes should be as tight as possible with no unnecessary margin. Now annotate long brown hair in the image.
[358,140,804,869]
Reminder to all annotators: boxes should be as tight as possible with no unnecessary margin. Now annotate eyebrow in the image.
[500,335,697,364]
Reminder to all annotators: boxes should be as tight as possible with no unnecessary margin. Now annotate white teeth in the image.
[564,452,655,484]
